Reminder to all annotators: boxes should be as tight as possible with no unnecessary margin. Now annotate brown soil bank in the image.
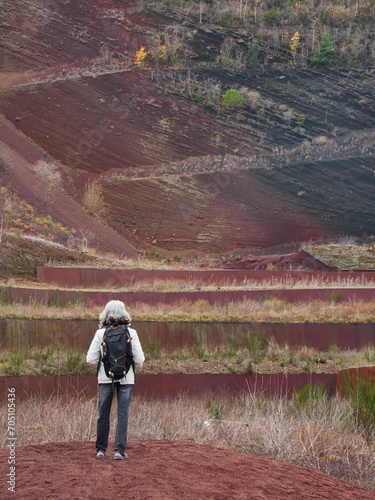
[1,440,374,500]
[0,373,337,402]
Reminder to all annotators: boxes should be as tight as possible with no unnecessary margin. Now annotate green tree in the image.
[311,31,336,68]
[222,89,244,110]
[248,40,261,68]
[264,8,278,25]
[295,114,305,127]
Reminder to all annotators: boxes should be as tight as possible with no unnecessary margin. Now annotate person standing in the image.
[86,300,145,460]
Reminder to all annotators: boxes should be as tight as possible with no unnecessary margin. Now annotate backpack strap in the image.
[126,326,136,381]
[96,327,108,377]
[96,357,101,377]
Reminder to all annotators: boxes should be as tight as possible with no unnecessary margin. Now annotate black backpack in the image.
[99,324,134,381]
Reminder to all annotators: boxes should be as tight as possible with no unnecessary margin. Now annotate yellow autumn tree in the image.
[159,44,167,60]
[290,31,300,64]
[134,46,148,67]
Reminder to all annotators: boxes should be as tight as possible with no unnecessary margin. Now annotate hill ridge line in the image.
[0,61,134,91]
[98,129,375,182]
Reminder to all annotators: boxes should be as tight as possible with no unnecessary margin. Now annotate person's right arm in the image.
[86,329,103,369]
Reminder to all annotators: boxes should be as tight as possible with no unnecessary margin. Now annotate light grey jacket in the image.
[86,326,145,385]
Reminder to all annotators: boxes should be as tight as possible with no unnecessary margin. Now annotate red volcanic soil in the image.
[101,173,333,253]
[0,115,139,256]
[1,440,374,500]
[1,0,375,255]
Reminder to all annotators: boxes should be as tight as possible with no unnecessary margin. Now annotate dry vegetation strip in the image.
[2,275,375,292]
[1,392,374,490]
[1,298,374,323]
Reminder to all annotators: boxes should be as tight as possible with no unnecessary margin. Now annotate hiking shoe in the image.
[96,450,108,459]
[114,451,128,460]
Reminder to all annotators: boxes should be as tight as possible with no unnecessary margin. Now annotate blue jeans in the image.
[96,383,133,453]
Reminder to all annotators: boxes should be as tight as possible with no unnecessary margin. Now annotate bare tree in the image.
[30,160,62,206]
[161,25,190,65]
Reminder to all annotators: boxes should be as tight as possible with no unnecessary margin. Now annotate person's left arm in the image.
[129,328,145,369]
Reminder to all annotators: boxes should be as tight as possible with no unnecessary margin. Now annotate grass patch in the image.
[330,291,342,304]
[341,373,375,441]
[307,242,375,270]
[0,347,92,376]
[0,292,11,306]
[293,383,331,410]
[145,341,161,359]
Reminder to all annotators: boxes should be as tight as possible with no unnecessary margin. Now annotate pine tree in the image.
[248,40,261,68]
[311,31,336,68]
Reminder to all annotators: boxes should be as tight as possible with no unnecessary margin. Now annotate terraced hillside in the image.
[0,0,374,260]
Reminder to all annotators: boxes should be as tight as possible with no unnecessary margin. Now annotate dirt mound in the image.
[1,440,374,499]
[218,249,335,270]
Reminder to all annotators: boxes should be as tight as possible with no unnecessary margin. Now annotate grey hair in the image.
[99,300,131,328]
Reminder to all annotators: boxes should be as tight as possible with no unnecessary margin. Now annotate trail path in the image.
[1,440,374,499]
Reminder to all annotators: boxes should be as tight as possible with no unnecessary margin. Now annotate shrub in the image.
[313,135,328,145]
[293,383,331,410]
[66,295,84,308]
[31,160,61,187]
[66,352,91,374]
[30,160,62,205]
[47,296,60,308]
[341,373,375,439]
[0,292,11,305]
[196,339,209,361]
[295,114,305,127]
[147,246,162,261]
[134,46,148,67]
[4,352,24,376]
[220,336,237,357]
[264,8,278,25]
[244,331,268,364]
[230,252,242,260]
[245,90,262,110]
[193,89,204,103]
[83,182,106,216]
[0,154,10,172]
[330,291,342,304]
[159,25,189,65]
[206,398,223,420]
[222,89,243,110]
[146,341,161,359]
[218,38,236,67]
